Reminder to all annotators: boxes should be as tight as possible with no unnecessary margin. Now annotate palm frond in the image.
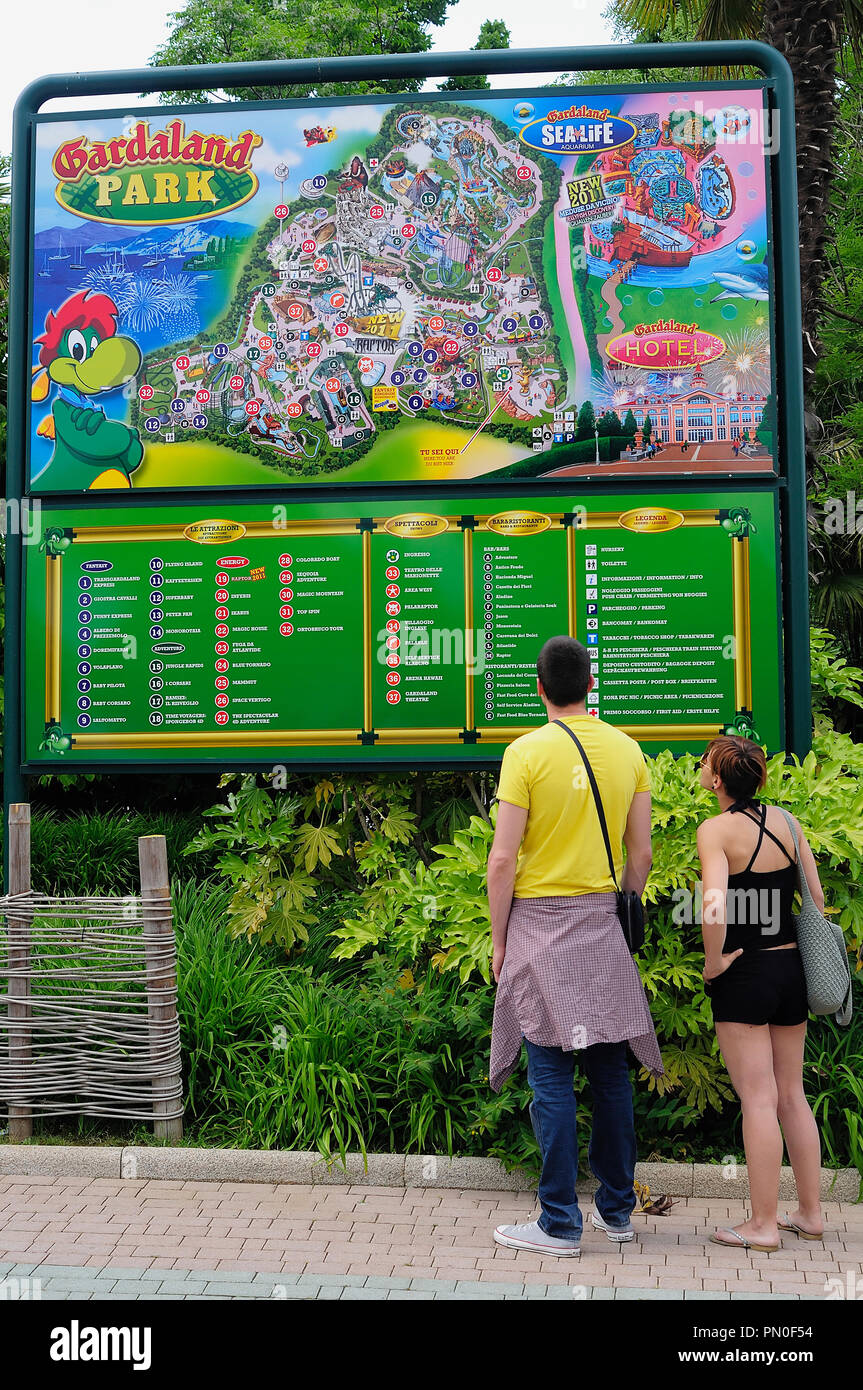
[697,0,764,42]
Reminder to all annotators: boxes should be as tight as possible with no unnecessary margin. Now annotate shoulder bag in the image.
[554,720,645,954]
[777,809,852,1026]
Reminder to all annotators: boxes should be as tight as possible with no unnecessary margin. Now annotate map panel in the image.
[29,88,775,492]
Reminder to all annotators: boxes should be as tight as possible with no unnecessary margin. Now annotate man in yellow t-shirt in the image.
[487,635,659,1259]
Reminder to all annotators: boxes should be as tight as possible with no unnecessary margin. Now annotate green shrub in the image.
[31,808,205,894]
[324,707,863,1171]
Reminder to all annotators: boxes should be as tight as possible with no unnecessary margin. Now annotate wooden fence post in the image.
[138,835,183,1143]
[7,803,33,1141]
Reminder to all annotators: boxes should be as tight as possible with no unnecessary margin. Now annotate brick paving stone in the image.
[0,1178,856,1300]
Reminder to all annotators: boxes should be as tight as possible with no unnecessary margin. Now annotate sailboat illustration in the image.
[70,244,85,270]
[38,253,51,278]
[49,231,70,262]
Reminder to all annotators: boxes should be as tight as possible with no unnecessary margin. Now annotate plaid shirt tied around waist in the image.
[489,892,664,1092]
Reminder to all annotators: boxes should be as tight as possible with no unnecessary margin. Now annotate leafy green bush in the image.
[170,878,863,1176]
[31,808,206,894]
[323,720,863,1170]
[809,626,863,727]
[174,879,520,1161]
[183,770,490,952]
[14,626,862,1175]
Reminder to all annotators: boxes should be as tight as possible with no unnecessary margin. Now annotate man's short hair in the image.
[537,636,591,706]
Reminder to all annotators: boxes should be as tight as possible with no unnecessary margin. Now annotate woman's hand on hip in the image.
[703,948,744,982]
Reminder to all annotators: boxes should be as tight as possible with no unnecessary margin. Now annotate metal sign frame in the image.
[4,43,809,846]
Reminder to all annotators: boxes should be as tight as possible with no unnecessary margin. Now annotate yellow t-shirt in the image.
[496,715,650,898]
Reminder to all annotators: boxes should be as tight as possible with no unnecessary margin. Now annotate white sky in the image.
[1,1,617,153]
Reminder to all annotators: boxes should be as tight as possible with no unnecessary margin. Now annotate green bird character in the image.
[32,289,143,490]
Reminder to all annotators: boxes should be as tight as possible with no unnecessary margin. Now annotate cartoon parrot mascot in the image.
[31,289,144,490]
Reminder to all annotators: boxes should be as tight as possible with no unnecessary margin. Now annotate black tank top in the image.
[722,801,798,952]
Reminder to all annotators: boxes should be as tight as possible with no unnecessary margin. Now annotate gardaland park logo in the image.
[51,119,263,225]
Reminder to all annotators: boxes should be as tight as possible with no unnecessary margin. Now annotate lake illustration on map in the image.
[29,88,776,492]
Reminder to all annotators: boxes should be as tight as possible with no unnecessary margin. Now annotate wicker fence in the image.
[0,805,183,1142]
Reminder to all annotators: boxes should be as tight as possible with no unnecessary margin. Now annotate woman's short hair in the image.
[703,735,767,800]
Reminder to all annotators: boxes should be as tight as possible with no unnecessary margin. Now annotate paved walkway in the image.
[0,1175,860,1300]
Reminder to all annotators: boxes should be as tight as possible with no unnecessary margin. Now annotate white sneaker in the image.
[590,1210,635,1242]
[493,1219,581,1256]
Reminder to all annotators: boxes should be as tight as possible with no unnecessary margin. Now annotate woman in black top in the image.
[697,736,825,1252]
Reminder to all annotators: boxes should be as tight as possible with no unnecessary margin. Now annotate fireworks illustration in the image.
[158,274,197,314]
[706,326,771,397]
[602,364,646,409]
[115,276,173,333]
[82,260,129,298]
[158,274,201,339]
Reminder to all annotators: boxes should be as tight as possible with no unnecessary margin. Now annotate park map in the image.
[30,90,775,491]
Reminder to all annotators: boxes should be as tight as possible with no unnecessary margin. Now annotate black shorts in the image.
[706,947,808,1026]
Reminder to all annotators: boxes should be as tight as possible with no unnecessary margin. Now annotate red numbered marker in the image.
[288,303,304,320]
[386,619,400,633]
[334,322,349,337]
[516,166,532,180]
[280,605,293,619]
[215,641,229,655]
[401,224,416,239]
[215,694,229,709]
[287,402,303,417]
[386,690,401,704]
[138,384,154,401]
[369,205,384,219]
[280,588,293,602]
[216,572,229,585]
[259,336,273,351]
[429,316,444,332]
[307,342,322,358]
[175,355,190,370]
[443,339,459,356]
[280,571,293,583]
[245,400,261,416]
[385,600,400,616]
[230,375,244,391]
[215,606,229,620]
[278,554,293,566]
[386,653,400,668]
[386,671,400,686]
[280,622,294,636]
[195,389,211,404]
[215,659,229,673]
[274,204,289,218]
[487,267,502,282]
[302,239,317,253]
[215,623,229,638]
[386,583,400,598]
[215,590,228,603]
[325,377,340,393]
[215,676,229,690]
[215,711,229,725]
[386,566,400,580]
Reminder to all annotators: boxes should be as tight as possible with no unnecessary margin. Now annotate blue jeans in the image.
[524,1038,637,1240]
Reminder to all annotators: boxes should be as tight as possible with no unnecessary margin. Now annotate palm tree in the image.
[614,1,863,392]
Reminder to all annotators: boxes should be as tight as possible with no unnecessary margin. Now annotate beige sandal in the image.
[778,1215,823,1241]
[709,1227,779,1253]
